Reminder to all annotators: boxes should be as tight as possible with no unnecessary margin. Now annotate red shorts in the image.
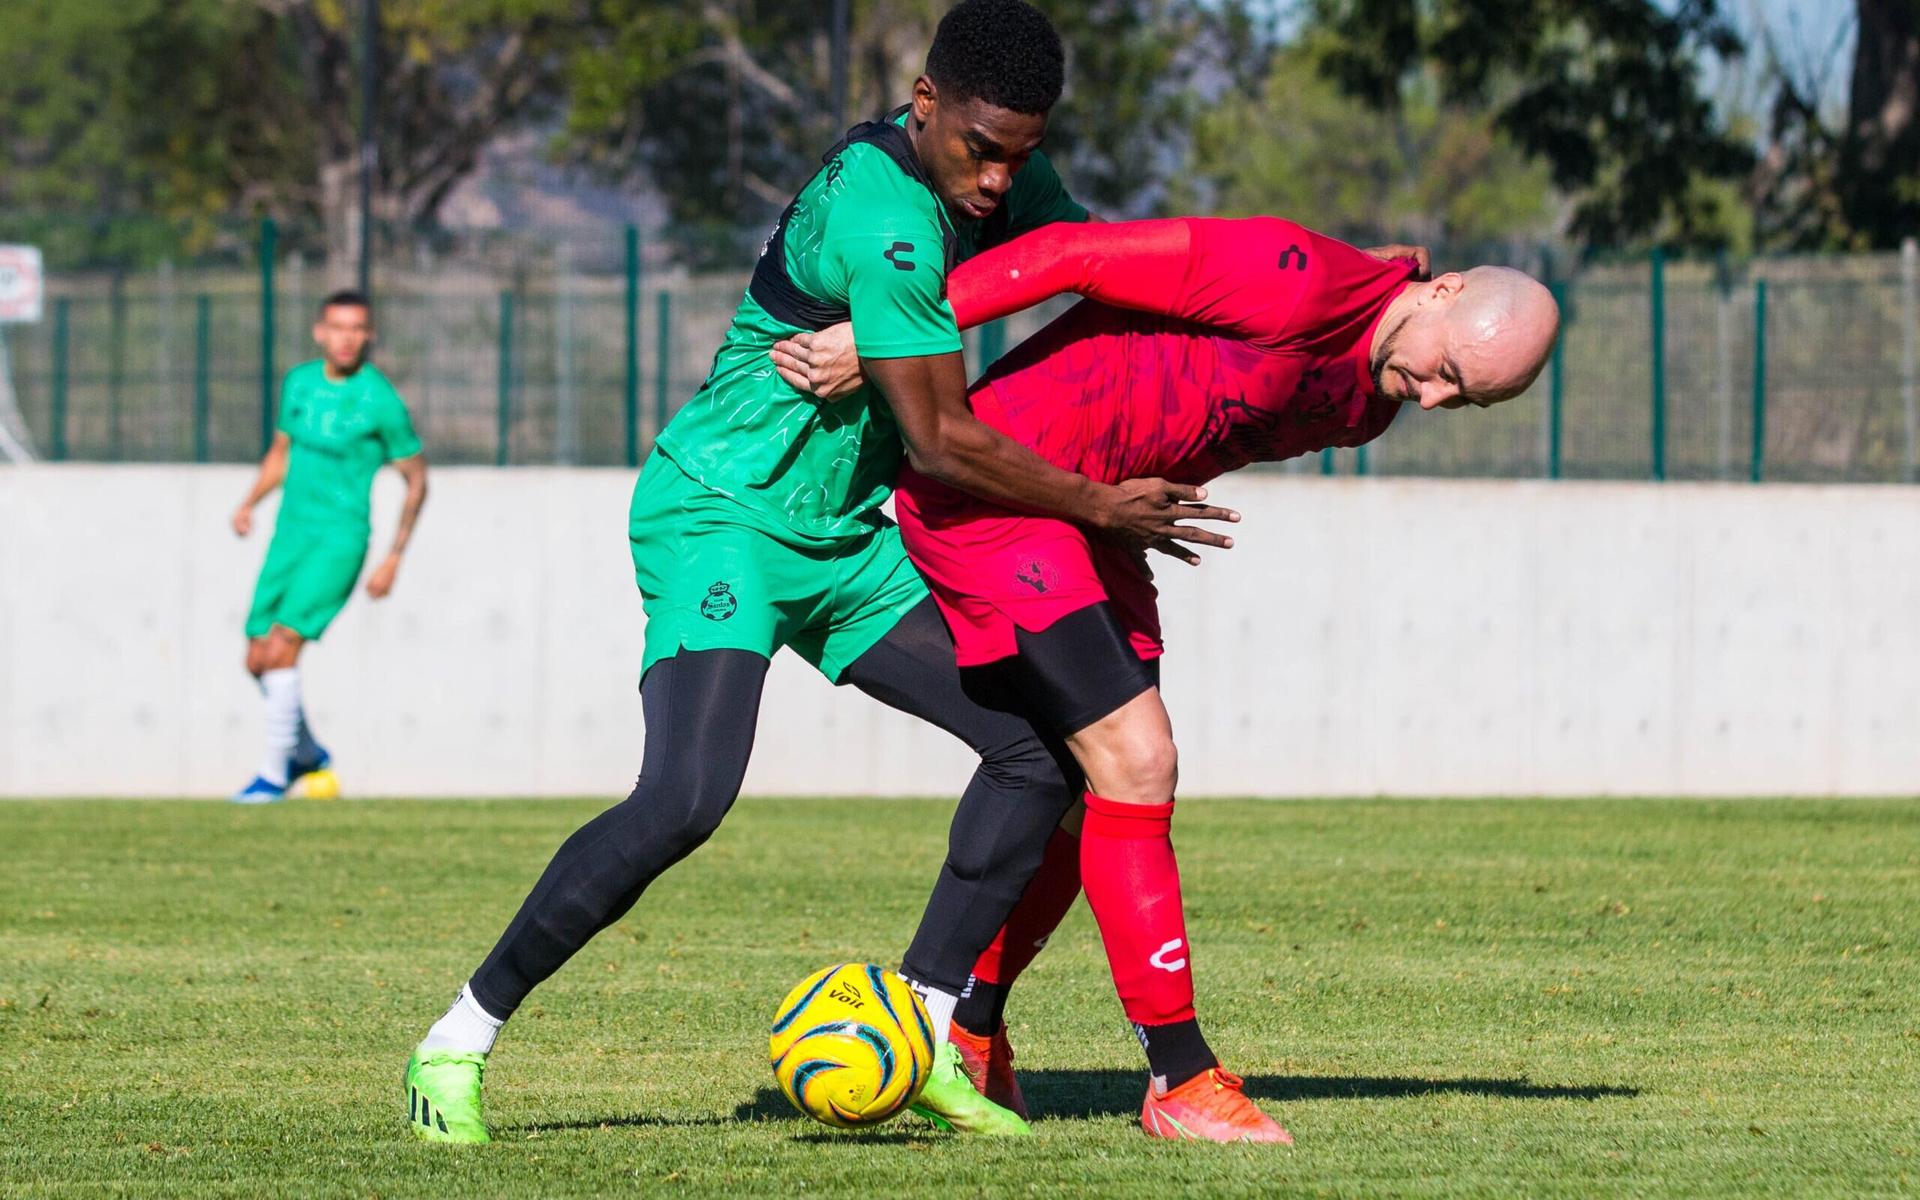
[894,467,1163,668]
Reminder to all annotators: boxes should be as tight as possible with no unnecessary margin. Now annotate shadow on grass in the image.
[518,1073,1636,1136]
[1023,1070,1640,1119]
[513,1089,935,1140]
[511,1112,740,1134]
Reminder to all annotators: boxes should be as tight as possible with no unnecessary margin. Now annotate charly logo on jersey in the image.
[700,581,739,621]
[1013,558,1059,594]
[882,241,916,271]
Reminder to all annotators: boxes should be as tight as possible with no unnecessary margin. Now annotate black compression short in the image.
[959,602,1160,738]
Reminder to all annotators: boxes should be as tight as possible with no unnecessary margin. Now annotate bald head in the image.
[1448,267,1560,401]
[1370,265,1561,410]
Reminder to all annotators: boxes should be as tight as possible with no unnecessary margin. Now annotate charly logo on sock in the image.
[700,581,739,621]
[1148,938,1188,972]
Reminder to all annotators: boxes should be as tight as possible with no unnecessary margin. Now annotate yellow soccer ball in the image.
[769,963,934,1128]
[298,768,341,800]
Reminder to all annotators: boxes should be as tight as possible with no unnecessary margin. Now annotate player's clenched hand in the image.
[1096,478,1238,566]
[231,506,253,537]
[769,322,867,401]
[365,553,400,599]
[1363,243,1431,281]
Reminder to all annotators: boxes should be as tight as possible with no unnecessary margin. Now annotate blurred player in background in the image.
[229,289,428,804]
[777,218,1556,1142]
[400,0,1238,1146]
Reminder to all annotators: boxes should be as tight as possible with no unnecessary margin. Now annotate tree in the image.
[561,0,843,258]
[0,0,594,273]
[1042,0,1269,217]
[268,0,591,275]
[1757,0,1920,249]
[1747,4,1852,249]
[1177,45,1554,248]
[0,0,301,262]
[556,0,1272,246]
[1837,0,1920,246]
[1308,0,1754,250]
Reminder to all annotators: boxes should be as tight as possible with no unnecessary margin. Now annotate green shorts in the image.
[629,451,928,683]
[244,523,368,641]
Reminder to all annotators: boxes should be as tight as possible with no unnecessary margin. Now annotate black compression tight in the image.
[860,603,1083,997]
[467,648,766,1017]
[466,598,1078,1018]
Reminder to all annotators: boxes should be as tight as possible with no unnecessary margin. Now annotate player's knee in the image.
[939,830,1026,893]
[660,812,722,859]
[260,632,300,671]
[1106,734,1178,802]
[656,778,737,857]
[594,784,720,877]
[244,644,268,677]
[974,730,1056,791]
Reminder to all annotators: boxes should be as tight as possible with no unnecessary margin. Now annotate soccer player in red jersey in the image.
[784,216,1558,1142]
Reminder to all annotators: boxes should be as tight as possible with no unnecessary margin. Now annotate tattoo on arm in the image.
[387,456,429,557]
[245,434,292,506]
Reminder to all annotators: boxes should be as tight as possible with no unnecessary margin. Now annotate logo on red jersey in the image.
[1277,244,1308,271]
[1013,558,1058,594]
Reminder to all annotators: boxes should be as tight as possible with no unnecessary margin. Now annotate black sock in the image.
[1135,1019,1216,1090]
[952,975,1008,1037]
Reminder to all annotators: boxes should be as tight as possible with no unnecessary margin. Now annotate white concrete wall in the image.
[1,465,1914,797]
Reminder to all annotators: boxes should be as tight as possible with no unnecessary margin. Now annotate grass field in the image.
[3,796,1918,1197]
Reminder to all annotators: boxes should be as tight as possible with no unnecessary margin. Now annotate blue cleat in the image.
[230,776,288,805]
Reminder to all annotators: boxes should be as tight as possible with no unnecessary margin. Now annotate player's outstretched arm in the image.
[769,204,1107,400]
[946,219,1429,337]
[771,225,1425,395]
[947,218,1199,329]
[366,453,427,599]
[864,351,1236,562]
[231,432,291,537]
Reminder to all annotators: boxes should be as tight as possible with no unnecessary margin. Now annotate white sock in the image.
[421,983,505,1055]
[906,978,959,1047]
[258,668,301,787]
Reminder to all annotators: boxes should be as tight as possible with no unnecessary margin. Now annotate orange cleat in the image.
[948,1023,1028,1119]
[1140,1067,1292,1144]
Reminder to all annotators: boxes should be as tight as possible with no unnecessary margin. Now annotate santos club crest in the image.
[701,581,739,621]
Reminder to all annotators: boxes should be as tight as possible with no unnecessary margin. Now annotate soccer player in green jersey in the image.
[230,290,428,804]
[404,0,1236,1143]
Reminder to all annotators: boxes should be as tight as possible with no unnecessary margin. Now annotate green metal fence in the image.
[3,219,1918,483]
[1325,247,1920,484]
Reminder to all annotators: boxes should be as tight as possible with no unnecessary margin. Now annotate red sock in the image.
[973,827,1083,986]
[1078,792,1196,1025]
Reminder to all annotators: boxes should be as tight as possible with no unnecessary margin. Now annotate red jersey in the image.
[946,217,1414,484]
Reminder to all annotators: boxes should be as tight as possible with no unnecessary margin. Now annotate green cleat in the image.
[404,1047,490,1144]
[908,1040,1033,1136]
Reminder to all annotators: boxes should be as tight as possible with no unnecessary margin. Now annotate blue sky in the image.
[1725,0,1855,112]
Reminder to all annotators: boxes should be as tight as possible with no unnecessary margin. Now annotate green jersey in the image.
[653,112,1086,547]
[275,360,422,540]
